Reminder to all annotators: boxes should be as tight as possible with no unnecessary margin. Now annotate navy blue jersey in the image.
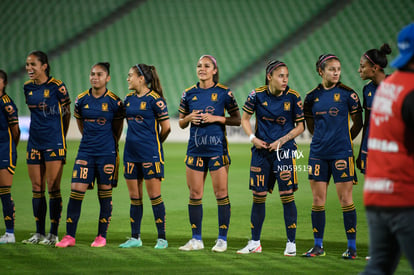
[74,89,122,156]
[124,90,169,163]
[243,85,304,150]
[24,77,70,149]
[361,81,378,153]
[0,93,18,157]
[304,83,362,159]
[179,82,239,157]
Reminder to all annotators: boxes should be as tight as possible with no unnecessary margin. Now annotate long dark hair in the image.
[363,43,392,70]
[0,69,7,93]
[29,50,50,77]
[134,64,164,99]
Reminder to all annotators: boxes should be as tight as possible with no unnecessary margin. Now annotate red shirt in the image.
[364,70,414,207]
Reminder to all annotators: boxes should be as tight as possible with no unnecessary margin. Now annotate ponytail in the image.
[134,64,164,99]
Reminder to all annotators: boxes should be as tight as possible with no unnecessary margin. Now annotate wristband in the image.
[249,134,256,142]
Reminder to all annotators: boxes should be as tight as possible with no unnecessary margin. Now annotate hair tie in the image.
[266,61,286,75]
[199,55,217,67]
[364,53,379,67]
[319,55,338,67]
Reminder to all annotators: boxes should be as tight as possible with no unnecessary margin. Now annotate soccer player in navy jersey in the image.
[22,51,71,245]
[119,64,170,249]
[178,55,240,252]
[303,54,363,259]
[356,44,392,174]
[237,61,304,255]
[0,70,20,244]
[56,62,123,248]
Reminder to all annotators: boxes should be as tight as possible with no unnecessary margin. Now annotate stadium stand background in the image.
[2,0,413,119]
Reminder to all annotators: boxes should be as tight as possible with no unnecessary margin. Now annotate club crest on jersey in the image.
[284,102,291,111]
[43,89,50,98]
[140,102,147,110]
[102,103,108,111]
[211,93,218,102]
[334,93,340,102]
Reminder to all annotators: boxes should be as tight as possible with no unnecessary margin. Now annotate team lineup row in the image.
[0,44,392,255]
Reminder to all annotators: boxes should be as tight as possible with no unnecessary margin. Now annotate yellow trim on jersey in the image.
[8,128,15,174]
[216,83,229,90]
[48,77,63,86]
[154,120,164,164]
[347,113,353,150]
[338,83,354,92]
[24,79,34,85]
[255,85,267,93]
[185,85,197,92]
[287,88,301,98]
[77,90,90,99]
[58,102,66,150]
[349,156,355,177]
[126,91,135,97]
[148,90,160,100]
[292,157,297,184]
[2,95,11,104]
[106,90,120,101]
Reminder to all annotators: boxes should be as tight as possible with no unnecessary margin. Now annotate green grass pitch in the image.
[0,141,410,274]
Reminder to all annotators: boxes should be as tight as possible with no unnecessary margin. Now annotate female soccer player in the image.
[119,64,170,249]
[22,51,71,245]
[237,61,304,255]
[0,70,20,244]
[178,55,240,252]
[56,62,123,248]
[356,44,392,174]
[303,54,363,259]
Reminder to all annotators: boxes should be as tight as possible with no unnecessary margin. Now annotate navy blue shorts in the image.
[72,152,118,187]
[185,155,229,172]
[26,144,66,165]
[0,142,17,174]
[124,161,164,180]
[308,156,358,184]
[249,147,298,193]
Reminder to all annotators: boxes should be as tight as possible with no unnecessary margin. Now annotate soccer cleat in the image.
[284,241,296,256]
[22,233,45,244]
[55,235,76,248]
[303,246,326,257]
[0,233,15,244]
[119,237,142,248]
[91,235,106,247]
[237,240,262,254]
[342,248,357,259]
[212,239,227,252]
[39,233,59,246]
[179,238,204,251]
[154,238,168,249]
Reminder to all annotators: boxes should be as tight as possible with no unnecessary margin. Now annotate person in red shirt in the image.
[361,23,414,274]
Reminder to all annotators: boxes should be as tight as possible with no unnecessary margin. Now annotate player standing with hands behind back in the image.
[178,55,240,252]
[303,54,362,259]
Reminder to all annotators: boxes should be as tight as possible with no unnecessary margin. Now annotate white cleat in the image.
[179,238,204,251]
[22,233,45,244]
[0,233,15,244]
[237,240,262,254]
[284,241,296,256]
[39,233,59,246]
[212,239,227,252]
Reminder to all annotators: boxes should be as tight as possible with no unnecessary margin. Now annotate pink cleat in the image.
[55,235,76,248]
[91,235,106,247]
